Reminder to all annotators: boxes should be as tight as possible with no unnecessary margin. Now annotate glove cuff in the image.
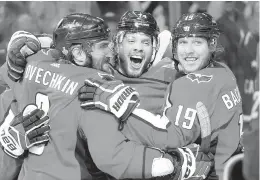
[166,147,196,180]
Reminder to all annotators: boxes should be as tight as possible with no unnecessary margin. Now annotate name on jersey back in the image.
[24,64,79,95]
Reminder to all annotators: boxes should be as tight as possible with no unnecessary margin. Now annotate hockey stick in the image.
[196,101,212,153]
[152,30,172,66]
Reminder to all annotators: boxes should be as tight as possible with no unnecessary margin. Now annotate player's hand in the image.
[7,31,41,82]
[78,73,140,130]
[183,144,213,180]
[0,108,50,159]
[161,144,213,180]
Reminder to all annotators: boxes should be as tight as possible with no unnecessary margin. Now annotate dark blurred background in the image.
[0,1,259,123]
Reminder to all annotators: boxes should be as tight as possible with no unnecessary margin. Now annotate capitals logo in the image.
[187,73,213,83]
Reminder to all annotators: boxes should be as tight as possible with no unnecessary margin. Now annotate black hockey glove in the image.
[6,31,41,82]
[0,107,50,158]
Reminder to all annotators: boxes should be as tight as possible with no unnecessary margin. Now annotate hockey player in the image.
[167,13,243,180]
[0,13,207,180]
[0,13,117,180]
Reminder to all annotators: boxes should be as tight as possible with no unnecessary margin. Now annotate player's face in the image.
[176,37,211,73]
[71,45,91,67]
[90,40,113,71]
[118,32,153,78]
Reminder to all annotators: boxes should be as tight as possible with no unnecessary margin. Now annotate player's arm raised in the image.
[0,31,42,89]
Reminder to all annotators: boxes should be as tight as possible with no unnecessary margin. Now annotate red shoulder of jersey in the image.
[142,57,177,83]
[26,48,64,64]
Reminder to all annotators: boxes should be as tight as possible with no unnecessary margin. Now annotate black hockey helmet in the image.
[52,13,110,55]
[171,12,221,51]
[117,11,159,38]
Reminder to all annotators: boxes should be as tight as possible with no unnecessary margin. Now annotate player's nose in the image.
[133,42,144,52]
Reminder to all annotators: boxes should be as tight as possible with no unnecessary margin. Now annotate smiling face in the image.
[118,32,153,78]
[176,36,212,73]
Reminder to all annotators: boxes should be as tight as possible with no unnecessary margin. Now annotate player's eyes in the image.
[99,43,109,49]
[178,40,186,44]
[193,41,202,45]
[143,41,151,46]
[128,39,135,43]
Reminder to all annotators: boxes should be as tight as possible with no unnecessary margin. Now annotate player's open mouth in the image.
[185,57,198,62]
[130,55,143,69]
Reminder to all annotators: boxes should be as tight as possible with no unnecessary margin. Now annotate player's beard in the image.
[93,55,115,74]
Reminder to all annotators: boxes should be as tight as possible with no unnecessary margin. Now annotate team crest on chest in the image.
[187,73,213,83]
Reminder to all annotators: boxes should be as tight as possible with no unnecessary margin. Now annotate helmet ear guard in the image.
[208,37,218,52]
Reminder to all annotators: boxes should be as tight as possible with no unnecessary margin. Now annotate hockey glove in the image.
[7,31,41,82]
[180,144,214,180]
[0,107,50,158]
[78,73,140,130]
[151,145,213,180]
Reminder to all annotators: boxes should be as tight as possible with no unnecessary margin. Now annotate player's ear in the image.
[114,43,120,55]
[208,37,217,52]
[173,53,178,61]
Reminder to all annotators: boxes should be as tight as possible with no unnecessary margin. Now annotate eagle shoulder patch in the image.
[187,73,213,83]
